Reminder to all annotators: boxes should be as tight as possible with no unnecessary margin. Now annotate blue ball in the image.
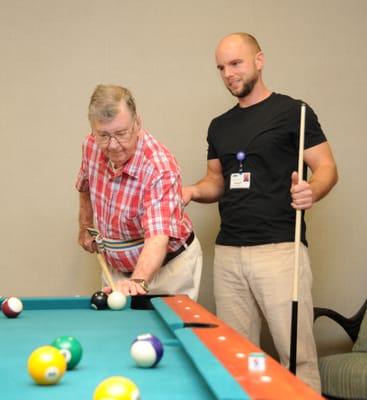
[130,333,164,368]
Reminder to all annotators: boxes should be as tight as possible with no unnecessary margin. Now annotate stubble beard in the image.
[228,76,258,99]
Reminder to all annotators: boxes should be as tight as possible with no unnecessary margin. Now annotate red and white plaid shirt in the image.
[76,130,193,272]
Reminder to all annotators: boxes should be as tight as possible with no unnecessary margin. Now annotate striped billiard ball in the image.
[1,296,23,318]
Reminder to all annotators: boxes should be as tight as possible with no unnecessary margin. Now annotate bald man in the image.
[184,33,338,392]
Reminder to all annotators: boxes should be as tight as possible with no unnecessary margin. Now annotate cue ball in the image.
[51,335,83,370]
[107,291,127,310]
[1,296,23,318]
[90,291,108,310]
[93,376,140,400]
[27,345,67,385]
[130,333,164,368]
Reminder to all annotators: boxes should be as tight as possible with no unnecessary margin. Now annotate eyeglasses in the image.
[94,118,136,145]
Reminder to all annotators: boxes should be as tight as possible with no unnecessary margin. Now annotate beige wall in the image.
[1,0,366,357]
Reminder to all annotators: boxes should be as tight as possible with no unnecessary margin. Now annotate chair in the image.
[314,299,367,400]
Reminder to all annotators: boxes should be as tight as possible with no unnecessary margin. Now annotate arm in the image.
[183,159,225,205]
[116,170,181,295]
[116,234,169,295]
[78,191,97,253]
[291,142,338,210]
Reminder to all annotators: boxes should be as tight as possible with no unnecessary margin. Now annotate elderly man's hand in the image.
[111,279,149,296]
[78,229,97,253]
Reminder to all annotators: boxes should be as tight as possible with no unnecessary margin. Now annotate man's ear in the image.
[135,115,142,131]
[255,51,265,71]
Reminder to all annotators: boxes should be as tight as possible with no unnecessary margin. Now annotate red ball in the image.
[1,297,23,318]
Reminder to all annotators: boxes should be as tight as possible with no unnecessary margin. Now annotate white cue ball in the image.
[107,291,126,310]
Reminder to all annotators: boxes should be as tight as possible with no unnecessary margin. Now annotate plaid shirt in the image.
[76,130,193,272]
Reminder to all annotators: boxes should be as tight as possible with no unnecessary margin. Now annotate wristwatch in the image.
[130,278,150,293]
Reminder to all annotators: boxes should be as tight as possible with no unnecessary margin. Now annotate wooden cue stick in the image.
[289,103,306,374]
[96,252,117,292]
[86,227,117,292]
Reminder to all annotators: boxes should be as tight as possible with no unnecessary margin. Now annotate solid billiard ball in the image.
[130,333,164,368]
[90,291,108,310]
[107,291,127,310]
[27,345,67,385]
[51,335,83,370]
[1,296,23,318]
[93,376,140,400]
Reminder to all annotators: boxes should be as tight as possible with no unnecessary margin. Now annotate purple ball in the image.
[130,333,164,368]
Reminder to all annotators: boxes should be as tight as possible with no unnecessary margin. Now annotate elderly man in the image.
[183,33,338,391]
[76,84,202,299]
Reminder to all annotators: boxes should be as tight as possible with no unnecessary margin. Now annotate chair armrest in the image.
[314,299,367,343]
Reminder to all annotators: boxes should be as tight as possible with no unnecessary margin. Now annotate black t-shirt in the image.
[207,93,327,246]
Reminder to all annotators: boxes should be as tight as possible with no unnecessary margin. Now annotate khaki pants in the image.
[104,237,203,301]
[213,242,321,393]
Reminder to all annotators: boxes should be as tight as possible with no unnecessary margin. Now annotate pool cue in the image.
[94,237,117,292]
[289,103,306,374]
[86,227,117,292]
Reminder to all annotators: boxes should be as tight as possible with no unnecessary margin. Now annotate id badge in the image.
[230,172,251,189]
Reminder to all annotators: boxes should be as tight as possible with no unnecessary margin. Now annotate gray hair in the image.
[88,84,137,123]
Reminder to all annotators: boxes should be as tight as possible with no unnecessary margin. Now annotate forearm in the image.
[309,163,338,203]
[79,191,94,229]
[78,191,97,252]
[131,234,169,282]
[189,176,224,203]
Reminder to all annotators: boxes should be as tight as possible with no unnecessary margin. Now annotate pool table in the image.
[0,295,323,399]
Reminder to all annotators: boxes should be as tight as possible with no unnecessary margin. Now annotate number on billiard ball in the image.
[90,291,108,310]
[51,335,83,370]
[1,296,23,318]
[130,333,164,368]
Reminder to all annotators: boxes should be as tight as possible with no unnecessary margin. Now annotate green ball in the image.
[51,336,83,370]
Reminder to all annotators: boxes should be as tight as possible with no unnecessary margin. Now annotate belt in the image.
[86,228,144,252]
[87,227,194,266]
[163,231,195,265]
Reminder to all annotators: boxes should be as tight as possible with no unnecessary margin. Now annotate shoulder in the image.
[272,93,319,116]
[208,104,241,136]
[269,93,303,113]
[210,104,240,125]
[81,134,99,156]
[141,131,179,172]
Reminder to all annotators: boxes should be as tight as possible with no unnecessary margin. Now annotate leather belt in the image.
[163,232,195,265]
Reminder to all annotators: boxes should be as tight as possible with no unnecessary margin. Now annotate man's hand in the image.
[290,171,314,210]
[78,228,97,253]
[182,186,195,206]
[112,279,148,296]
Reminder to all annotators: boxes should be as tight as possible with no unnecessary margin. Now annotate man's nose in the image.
[108,136,121,149]
[222,66,233,79]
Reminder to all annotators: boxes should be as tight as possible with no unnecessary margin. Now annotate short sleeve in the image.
[142,171,183,239]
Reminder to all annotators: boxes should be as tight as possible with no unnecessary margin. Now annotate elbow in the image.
[332,165,339,188]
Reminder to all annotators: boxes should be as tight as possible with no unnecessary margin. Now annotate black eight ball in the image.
[90,291,108,310]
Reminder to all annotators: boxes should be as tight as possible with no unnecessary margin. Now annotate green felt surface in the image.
[0,297,218,399]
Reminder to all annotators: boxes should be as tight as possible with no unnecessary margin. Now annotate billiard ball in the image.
[51,335,83,370]
[90,291,108,310]
[27,345,67,385]
[1,296,23,318]
[107,291,127,310]
[93,376,140,400]
[130,333,164,368]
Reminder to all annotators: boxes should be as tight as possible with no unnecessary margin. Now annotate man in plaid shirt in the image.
[76,85,202,299]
